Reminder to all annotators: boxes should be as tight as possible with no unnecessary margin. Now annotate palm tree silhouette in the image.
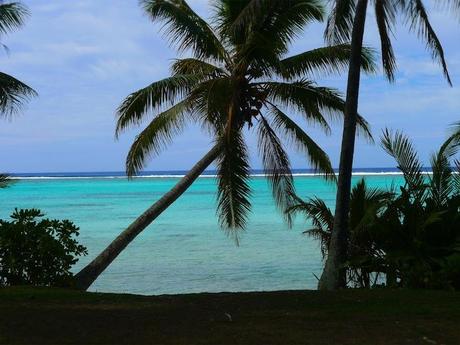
[0,2,37,187]
[75,0,375,290]
[320,0,453,290]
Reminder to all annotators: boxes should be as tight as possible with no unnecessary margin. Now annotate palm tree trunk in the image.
[318,0,369,290]
[74,143,222,291]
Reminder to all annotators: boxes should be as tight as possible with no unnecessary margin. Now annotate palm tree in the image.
[0,2,36,117]
[0,2,37,187]
[287,178,391,287]
[319,0,453,290]
[74,0,375,290]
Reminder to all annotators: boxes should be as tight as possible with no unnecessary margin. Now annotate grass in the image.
[1,287,459,344]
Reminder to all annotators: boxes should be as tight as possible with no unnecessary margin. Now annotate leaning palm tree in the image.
[319,0,454,290]
[0,2,37,187]
[74,0,375,290]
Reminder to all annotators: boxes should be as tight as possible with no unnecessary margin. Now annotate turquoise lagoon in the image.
[0,172,404,295]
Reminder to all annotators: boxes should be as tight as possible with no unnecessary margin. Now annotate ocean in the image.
[0,170,406,295]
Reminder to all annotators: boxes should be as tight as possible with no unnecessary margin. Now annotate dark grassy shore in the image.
[1,287,459,345]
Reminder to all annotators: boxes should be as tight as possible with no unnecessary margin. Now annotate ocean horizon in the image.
[8,167,431,179]
[1,168,408,295]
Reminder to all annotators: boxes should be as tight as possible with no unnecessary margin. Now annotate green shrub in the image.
[0,209,87,287]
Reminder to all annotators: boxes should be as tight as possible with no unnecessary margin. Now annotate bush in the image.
[289,129,460,290]
[0,209,87,287]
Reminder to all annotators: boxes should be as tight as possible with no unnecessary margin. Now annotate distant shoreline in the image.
[9,168,434,180]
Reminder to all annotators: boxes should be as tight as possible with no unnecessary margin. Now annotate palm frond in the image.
[325,0,355,44]
[0,2,29,36]
[268,103,335,179]
[0,173,12,188]
[437,0,460,17]
[286,194,333,258]
[279,44,377,79]
[224,0,324,50]
[351,178,391,205]
[263,80,373,141]
[187,76,232,134]
[257,114,295,217]
[381,128,426,196]
[304,227,332,259]
[286,194,333,230]
[229,0,324,76]
[402,0,452,85]
[125,100,190,176]
[264,80,339,132]
[428,135,459,205]
[429,150,453,206]
[0,72,37,118]
[115,75,200,136]
[254,0,324,53]
[216,131,251,243]
[349,178,393,231]
[375,0,397,81]
[141,0,228,61]
[303,197,334,232]
[446,121,460,149]
[171,58,227,76]
[452,159,460,194]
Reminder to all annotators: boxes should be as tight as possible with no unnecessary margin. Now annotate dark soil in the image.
[1,287,459,344]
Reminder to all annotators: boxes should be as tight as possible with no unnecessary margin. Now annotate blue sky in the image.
[0,0,459,173]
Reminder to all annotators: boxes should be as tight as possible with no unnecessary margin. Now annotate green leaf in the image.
[325,0,355,44]
[381,128,426,198]
[141,0,228,61]
[279,44,377,79]
[375,0,397,81]
[257,115,296,217]
[402,0,452,85]
[0,2,29,36]
[216,131,251,243]
[116,75,201,136]
[268,104,335,179]
[0,72,37,118]
[125,100,190,176]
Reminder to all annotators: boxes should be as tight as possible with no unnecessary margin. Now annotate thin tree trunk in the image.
[74,143,222,291]
[318,0,369,290]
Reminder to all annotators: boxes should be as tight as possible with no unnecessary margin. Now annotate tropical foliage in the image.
[326,0,451,83]
[289,130,460,289]
[0,2,36,118]
[0,209,87,287]
[117,0,374,241]
[0,2,37,187]
[320,0,453,290]
[0,173,12,188]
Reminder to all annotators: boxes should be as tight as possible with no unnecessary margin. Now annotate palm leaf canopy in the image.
[0,2,36,118]
[286,178,391,259]
[0,173,12,188]
[381,128,460,206]
[0,72,37,118]
[0,2,29,36]
[325,0,452,84]
[117,0,376,241]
